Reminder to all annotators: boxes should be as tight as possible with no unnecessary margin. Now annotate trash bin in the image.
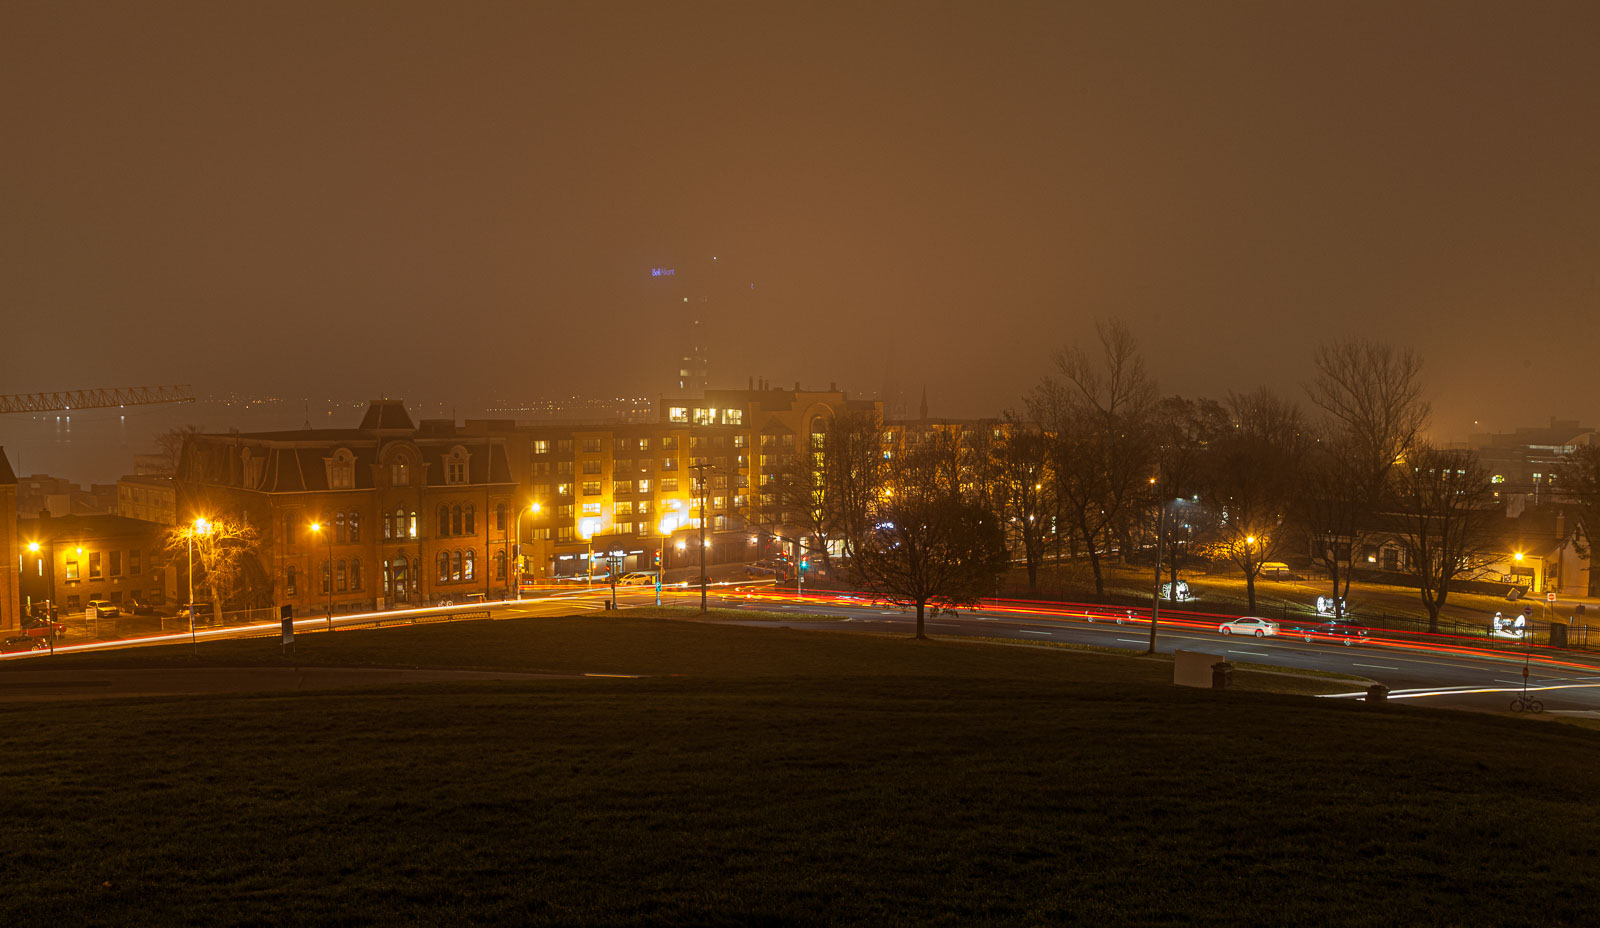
[1211,661,1233,690]
[1366,684,1388,705]
[1550,623,1569,648]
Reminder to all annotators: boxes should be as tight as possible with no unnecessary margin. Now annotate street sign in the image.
[280,604,294,645]
[1523,604,1534,617]
[1547,592,1557,602]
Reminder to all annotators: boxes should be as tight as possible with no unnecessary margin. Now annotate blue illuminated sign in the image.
[651,267,675,277]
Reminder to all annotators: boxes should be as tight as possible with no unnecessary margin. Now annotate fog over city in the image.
[5,2,1597,441]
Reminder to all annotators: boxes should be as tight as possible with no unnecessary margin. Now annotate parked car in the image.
[23,617,66,641]
[1298,621,1369,646]
[2,635,46,654]
[123,596,160,616]
[1218,616,1279,638]
[86,600,120,619]
[175,602,217,623]
[618,572,658,586]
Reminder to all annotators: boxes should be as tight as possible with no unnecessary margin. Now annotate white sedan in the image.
[1219,616,1279,638]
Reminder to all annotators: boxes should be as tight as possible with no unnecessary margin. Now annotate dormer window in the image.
[445,447,470,486]
[391,461,410,487]
[327,449,356,490]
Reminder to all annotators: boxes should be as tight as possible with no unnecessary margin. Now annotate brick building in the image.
[176,400,518,615]
[0,449,19,633]
[15,513,171,615]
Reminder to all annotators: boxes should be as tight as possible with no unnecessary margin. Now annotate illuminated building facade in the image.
[175,401,518,614]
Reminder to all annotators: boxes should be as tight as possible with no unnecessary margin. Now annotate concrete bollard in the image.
[1366,684,1388,705]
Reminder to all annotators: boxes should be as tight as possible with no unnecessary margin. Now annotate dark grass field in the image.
[2,614,1597,926]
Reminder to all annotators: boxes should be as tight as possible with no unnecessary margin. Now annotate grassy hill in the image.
[1,614,1595,926]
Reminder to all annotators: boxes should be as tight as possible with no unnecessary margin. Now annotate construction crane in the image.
[0,385,196,415]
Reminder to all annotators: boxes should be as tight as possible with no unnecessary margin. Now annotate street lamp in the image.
[187,517,211,655]
[310,520,334,632]
[513,503,540,601]
[580,518,599,590]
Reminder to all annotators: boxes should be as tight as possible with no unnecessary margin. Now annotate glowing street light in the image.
[309,519,334,631]
[187,517,213,654]
[513,503,541,601]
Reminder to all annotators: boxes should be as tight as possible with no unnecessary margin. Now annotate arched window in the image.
[348,512,361,543]
[439,505,451,537]
[438,551,451,582]
[382,559,392,595]
[452,550,463,581]
[451,505,463,536]
[408,510,417,539]
[464,549,475,581]
[286,565,297,596]
[350,558,362,591]
[383,512,393,540]
[495,502,507,532]
[395,508,406,539]
[321,559,331,594]
[464,505,476,535]
[494,550,506,581]
[336,559,348,592]
[335,512,347,543]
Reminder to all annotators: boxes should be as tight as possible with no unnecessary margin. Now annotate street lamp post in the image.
[188,517,211,656]
[310,520,334,632]
[513,503,540,601]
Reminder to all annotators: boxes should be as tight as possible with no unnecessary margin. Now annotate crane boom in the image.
[0,385,197,414]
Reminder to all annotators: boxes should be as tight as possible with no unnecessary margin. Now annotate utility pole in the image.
[1147,496,1167,655]
[689,460,711,614]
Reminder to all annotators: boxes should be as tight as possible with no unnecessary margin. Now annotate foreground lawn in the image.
[2,616,1597,926]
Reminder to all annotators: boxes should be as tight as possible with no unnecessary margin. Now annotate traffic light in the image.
[653,549,662,567]
[800,559,809,572]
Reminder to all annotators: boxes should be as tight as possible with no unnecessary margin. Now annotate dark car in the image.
[1,635,46,655]
[123,596,160,616]
[1298,621,1370,646]
[176,603,217,624]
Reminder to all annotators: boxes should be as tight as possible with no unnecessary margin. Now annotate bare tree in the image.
[150,425,204,476]
[164,515,264,611]
[1028,319,1156,595]
[1150,395,1228,600]
[1557,444,1600,596]
[990,414,1053,592]
[1387,445,1500,632]
[1306,339,1429,501]
[1200,388,1308,613]
[1301,340,1429,617]
[821,409,885,563]
[854,433,1009,639]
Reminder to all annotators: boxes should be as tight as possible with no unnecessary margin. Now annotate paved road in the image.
[625,586,1600,717]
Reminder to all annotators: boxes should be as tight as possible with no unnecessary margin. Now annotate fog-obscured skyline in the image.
[4,1,1597,442]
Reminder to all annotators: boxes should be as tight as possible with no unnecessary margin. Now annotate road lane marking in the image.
[1117,638,1144,644]
[1019,630,1052,636]
[928,623,961,628]
[1354,663,1399,670]
[1229,650,1270,657]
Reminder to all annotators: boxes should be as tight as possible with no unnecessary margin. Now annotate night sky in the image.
[4,2,1596,439]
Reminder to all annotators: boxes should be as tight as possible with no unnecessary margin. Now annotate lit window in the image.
[582,481,601,496]
[582,503,602,516]
[638,479,651,494]
[463,550,475,581]
[725,409,743,425]
[582,438,602,453]
[669,407,689,423]
[533,440,550,455]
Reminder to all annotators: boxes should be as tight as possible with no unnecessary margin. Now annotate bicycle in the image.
[1509,692,1544,713]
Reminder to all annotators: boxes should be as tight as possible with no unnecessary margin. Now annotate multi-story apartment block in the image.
[16,513,171,614]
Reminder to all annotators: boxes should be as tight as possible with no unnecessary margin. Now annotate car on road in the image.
[123,595,160,615]
[86,600,120,619]
[2,635,46,654]
[617,572,658,586]
[1218,616,1279,637]
[1298,621,1369,646]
